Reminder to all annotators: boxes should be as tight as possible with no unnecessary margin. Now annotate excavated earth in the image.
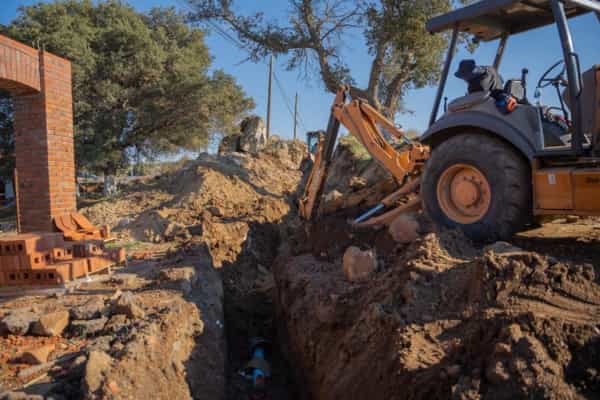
[276,220,600,400]
[272,140,600,399]
[1,137,600,400]
[0,139,306,400]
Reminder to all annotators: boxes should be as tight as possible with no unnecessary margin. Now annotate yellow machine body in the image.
[534,167,600,214]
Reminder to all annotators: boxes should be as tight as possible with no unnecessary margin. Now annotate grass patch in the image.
[339,135,371,162]
[106,240,143,250]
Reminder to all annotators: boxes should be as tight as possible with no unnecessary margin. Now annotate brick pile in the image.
[0,232,125,286]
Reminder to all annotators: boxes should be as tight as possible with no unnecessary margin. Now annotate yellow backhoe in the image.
[300,0,600,242]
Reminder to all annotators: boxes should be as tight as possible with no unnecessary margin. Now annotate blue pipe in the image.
[251,347,266,387]
[354,203,385,224]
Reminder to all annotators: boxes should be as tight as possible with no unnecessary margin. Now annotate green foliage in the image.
[0,93,14,180]
[2,0,254,174]
[188,0,471,119]
[364,0,456,114]
[339,135,371,162]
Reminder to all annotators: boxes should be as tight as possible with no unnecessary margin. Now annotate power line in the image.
[273,71,308,132]
[178,0,310,135]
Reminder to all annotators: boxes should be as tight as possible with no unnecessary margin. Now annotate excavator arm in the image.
[299,86,430,226]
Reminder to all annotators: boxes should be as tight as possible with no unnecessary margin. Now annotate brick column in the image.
[13,51,76,232]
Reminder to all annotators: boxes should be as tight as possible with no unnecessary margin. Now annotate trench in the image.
[220,220,299,400]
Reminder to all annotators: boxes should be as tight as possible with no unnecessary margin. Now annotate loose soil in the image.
[2,136,600,400]
[275,213,600,399]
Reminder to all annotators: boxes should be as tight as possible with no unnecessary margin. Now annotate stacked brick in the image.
[0,232,125,286]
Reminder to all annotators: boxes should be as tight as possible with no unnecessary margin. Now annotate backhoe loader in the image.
[299,0,600,242]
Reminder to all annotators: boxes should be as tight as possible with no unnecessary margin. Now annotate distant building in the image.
[0,177,14,203]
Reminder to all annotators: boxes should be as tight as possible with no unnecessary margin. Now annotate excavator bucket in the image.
[299,133,327,220]
[299,86,430,226]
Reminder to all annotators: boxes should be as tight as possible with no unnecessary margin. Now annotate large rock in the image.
[111,292,145,319]
[239,115,267,154]
[262,138,307,170]
[388,213,420,244]
[163,222,191,241]
[0,310,38,336]
[342,246,377,282]
[71,298,107,321]
[31,311,69,337]
[158,267,198,295]
[70,317,108,338]
[84,350,113,394]
[103,314,129,335]
[20,344,54,365]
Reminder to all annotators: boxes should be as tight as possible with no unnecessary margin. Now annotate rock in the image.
[0,310,38,336]
[116,217,132,229]
[70,317,108,337]
[389,214,420,244]
[324,190,343,203]
[218,134,241,154]
[158,267,198,295]
[486,361,510,384]
[71,298,106,320]
[84,351,112,394]
[263,139,307,169]
[31,311,69,337]
[342,246,377,282]
[239,115,267,154]
[349,176,368,190]
[111,292,145,319]
[565,215,579,223]
[109,289,122,301]
[504,324,523,343]
[20,344,54,365]
[163,222,191,241]
[0,392,43,400]
[400,284,416,304]
[107,381,120,395]
[445,364,461,378]
[494,342,512,356]
[103,314,129,335]
[484,241,523,254]
[88,336,112,353]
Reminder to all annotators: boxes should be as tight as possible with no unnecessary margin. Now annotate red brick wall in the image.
[0,35,41,94]
[1,35,76,232]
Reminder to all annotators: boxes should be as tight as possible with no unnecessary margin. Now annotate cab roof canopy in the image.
[427,0,600,42]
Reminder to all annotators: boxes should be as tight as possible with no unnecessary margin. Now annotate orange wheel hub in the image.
[436,164,491,224]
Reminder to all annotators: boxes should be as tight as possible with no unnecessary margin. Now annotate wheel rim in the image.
[436,163,491,224]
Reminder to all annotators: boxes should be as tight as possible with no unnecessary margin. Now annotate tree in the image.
[0,93,14,181]
[1,0,254,174]
[188,0,464,119]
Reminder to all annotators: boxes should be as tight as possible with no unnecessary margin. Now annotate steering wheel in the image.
[537,59,566,89]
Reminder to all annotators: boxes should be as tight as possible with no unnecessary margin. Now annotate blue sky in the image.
[1,1,599,141]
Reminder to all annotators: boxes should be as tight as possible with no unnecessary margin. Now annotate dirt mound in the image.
[274,228,600,399]
[82,140,307,269]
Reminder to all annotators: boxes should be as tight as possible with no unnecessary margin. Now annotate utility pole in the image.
[266,55,273,139]
[293,92,299,140]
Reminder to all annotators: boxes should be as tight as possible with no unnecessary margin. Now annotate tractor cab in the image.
[423,0,600,158]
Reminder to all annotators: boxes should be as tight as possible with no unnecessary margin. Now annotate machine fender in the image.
[421,111,535,160]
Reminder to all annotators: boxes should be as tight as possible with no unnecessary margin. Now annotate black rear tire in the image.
[422,133,531,242]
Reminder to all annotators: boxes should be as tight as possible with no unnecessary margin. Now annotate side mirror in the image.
[534,88,541,105]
